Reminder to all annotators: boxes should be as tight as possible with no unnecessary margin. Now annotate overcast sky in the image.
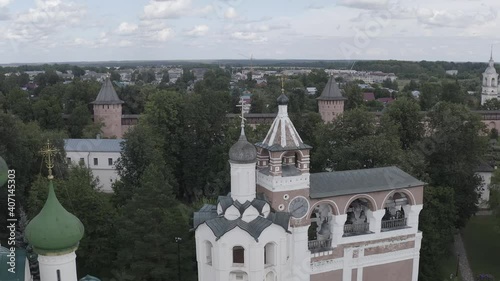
[0,0,499,64]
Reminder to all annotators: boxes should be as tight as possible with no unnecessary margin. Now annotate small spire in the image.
[491,44,494,60]
[39,140,57,180]
[236,97,248,136]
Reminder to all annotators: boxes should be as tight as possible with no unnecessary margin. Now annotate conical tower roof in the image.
[256,91,311,152]
[317,76,347,101]
[25,181,84,255]
[91,78,123,105]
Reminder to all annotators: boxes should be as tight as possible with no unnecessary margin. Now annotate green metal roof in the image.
[0,246,27,281]
[310,166,424,199]
[25,181,84,255]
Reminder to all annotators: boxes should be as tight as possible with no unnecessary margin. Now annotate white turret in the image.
[228,119,257,203]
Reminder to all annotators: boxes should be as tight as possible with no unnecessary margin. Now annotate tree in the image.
[113,123,166,207]
[424,102,488,227]
[67,103,92,138]
[419,82,441,111]
[441,81,466,104]
[71,66,85,77]
[82,121,103,139]
[381,97,423,150]
[0,113,67,245]
[4,88,33,121]
[180,87,231,200]
[32,95,64,130]
[312,108,405,172]
[343,82,363,110]
[481,98,500,110]
[291,112,323,148]
[110,71,120,82]
[418,186,457,281]
[114,161,195,281]
[407,79,418,91]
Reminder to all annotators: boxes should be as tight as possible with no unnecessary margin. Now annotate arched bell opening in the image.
[308,203,334,252]
[343,198,373,237]
[381,192,411,231]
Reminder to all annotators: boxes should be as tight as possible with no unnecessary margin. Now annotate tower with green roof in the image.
[25,141,84,281]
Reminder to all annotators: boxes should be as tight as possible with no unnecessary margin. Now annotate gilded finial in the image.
[236,97,248,134]
[39,140,57,180]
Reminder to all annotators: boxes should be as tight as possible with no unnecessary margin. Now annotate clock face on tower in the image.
[288,196,309,218]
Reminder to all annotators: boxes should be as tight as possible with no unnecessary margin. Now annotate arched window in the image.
[264,243,276,266]
[205,241,213,265]
[233,246,244,264]
[266,271,275,281]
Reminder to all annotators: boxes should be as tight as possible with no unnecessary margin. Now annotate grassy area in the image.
[462,215,500,280]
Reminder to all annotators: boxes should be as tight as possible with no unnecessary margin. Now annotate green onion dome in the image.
[25,181,84,255]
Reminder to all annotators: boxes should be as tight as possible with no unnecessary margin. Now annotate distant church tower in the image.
[92,78,124,138]
[481,50,500,105]
[26,142,84,281]
[317,76,347,123]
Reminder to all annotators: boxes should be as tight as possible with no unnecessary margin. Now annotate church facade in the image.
[193,91,424,281]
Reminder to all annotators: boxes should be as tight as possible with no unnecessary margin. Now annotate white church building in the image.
[481,52,500,105]
[64,138,123,192]
[193,90,425,281]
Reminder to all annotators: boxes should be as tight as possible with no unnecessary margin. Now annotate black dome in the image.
[229,135,257,163]
[277,94,289,105]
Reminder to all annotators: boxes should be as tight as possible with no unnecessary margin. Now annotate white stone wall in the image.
[195,224,292,281]
[66,151,120,192]
[38,252,78,281]
[230,162,257,203]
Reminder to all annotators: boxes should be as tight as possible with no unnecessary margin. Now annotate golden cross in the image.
[39,140,57,180]
[236,97,247,129]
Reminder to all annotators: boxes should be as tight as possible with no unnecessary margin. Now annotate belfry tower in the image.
[481,48,500,105]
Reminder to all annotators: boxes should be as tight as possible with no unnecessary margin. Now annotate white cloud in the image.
[4,0,86,43]
[0,0,10,8]
[137,20,175,42]
[225,7,238,19]
[117,22,138,35]
[337,0,388,10]
[231,31,267,42]
[143,0,191,19]
[157,28,173,41]
[186,25,209,36]
[416,7,496,28]
[117,40,132,47]
[195,5,214,16]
